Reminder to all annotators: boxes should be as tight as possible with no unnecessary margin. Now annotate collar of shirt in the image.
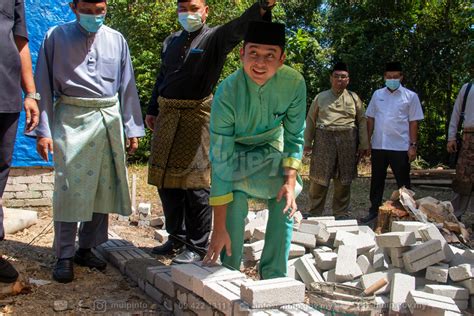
[243,69,278,94]
[383,84,405,96]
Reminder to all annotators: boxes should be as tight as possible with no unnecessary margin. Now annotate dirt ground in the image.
[0,164,456,315]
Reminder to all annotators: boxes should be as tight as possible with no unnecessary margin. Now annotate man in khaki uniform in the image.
[304,62,368,219]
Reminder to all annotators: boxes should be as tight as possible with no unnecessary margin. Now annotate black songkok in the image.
[244,21,286,47]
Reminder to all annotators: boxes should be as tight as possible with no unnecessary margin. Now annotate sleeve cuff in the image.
[209,193,233,206]
[282,157,302,171]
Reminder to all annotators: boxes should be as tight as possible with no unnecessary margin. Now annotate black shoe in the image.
[0,257,19,283]
[53,258,74,283]
[360,212,378,224]
[74,249,107,271]
[151,240,182,255]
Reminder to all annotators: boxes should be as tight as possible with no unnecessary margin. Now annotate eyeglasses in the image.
[333,74,349,79]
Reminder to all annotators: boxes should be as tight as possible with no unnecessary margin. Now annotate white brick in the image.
[391,221,425,239]
[360,269,401,295]
[334,231,375,255]
[145,282,164,304]
[358,225,375,239]
[305,216,335,223]
[145,265,171,284]
[373,245,389,271]
[150,216,165,227]
[244,218,266,241]
[406,290,460,315]
[419,223,454,262]
[240,278,305,308]
[403,240,445,273]
[426,264,450,283]
[288,244,306,259]
[202,281,240,315]
[187,293,213,316]
[154,229,169,243]
[456,278,474,294]
[243,240,265,255]
[294,256,324,289]
[390,273,415,313]
[357,255,374,275]
[4,184,28,192]
[138,203,151,215]
[449,264,474,282]
[171,264,209,291]
[424,285,470,300]
[335,245,362,282]
[193,264,245,297]
[322,269,336,282]
[298,222,320,235]
[28,183,54,191]
[314,252,337,271]
[291,231,316,248]
[450,246,468,266]
[375,232,416,248]
[154,272,176,297]
[13,175,42,184]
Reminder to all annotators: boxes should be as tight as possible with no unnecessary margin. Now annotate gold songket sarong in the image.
[148,95,212,189]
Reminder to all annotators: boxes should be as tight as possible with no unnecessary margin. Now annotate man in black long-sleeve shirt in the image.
[146,0,275,263]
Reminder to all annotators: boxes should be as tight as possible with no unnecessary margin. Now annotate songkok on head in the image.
[244,21,286,47]
[385,61,402,72]
[332,62,348,72]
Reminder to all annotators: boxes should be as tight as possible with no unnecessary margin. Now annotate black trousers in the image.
[158,188,211,254]
[369,149,411,214]
[0,113,20,240]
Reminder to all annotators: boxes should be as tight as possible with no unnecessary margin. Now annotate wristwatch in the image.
[25,92,41,101]
[410,142,417,148]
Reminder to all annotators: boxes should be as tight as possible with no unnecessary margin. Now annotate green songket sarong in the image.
[52,95,131,222]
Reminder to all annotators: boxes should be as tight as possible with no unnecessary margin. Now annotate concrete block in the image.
[376,232,416,248]
[426,264,450,283]
[203,280,241,315]
[314,252,337,271]
[390,273,415,313]
[193,264,246,297]
[391,221,425,239]
[419,223,454,262]
[154,229,169,243]
[288,244,306,259]
[424,284,470,300]
[171,264,209,291]
[388,246,410,268]
[449,264,474,282]
[243,240,265,255]
[138,203,151,215]
[312,246,333,254]
[456,278,474,294]
[305,216,335,223]
[298,221,320,235]
[154,271,176,297]
[294,256,324,288]
[240,278,305,308]
[244,218,267,241]
[335,245,362,282]
[334,231,375,255]
[360,269,401,295]
[322,269,336,282]
[187,293,213,316]
[145,265,171,284]
[291,231,316,248]
[357,255,374,275]
[358,225,375,239]
[403,239,445,273]
[406,290,460,315]
[342,279,361,288]
[144,282,164,304]
[373,244,389,271]
[454,299,468,310]
[150,216,165,227]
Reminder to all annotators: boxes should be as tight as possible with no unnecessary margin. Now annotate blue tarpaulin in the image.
[12,0,75,167]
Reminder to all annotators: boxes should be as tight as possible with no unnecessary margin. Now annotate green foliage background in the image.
[106,0,473,165]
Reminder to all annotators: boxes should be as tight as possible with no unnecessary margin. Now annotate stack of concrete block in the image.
[317,220,359,244]
[402,239,445,272]
[391,221,425,240]
[243,240,265,261]
[424,284,470,310]
[244,210,268,241]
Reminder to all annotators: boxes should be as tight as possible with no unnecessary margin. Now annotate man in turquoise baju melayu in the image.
[203,21,306,279]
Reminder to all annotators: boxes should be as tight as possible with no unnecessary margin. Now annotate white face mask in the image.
[178,12,203,32]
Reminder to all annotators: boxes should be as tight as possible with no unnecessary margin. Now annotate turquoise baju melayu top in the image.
[209,65,307,206]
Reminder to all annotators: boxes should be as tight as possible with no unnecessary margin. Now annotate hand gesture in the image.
[37,137,53,162]
[24,98,39,133]
[203,228,232,265]
[277,183,297,218]
[447,140,458,153]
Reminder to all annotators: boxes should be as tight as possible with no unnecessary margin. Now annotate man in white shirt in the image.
[360,62,424,223]
[447,82,473,219]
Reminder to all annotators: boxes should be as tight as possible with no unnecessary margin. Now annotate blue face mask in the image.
[78,13,105,33]
[385,79,401,90]
[178,12,203,33]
